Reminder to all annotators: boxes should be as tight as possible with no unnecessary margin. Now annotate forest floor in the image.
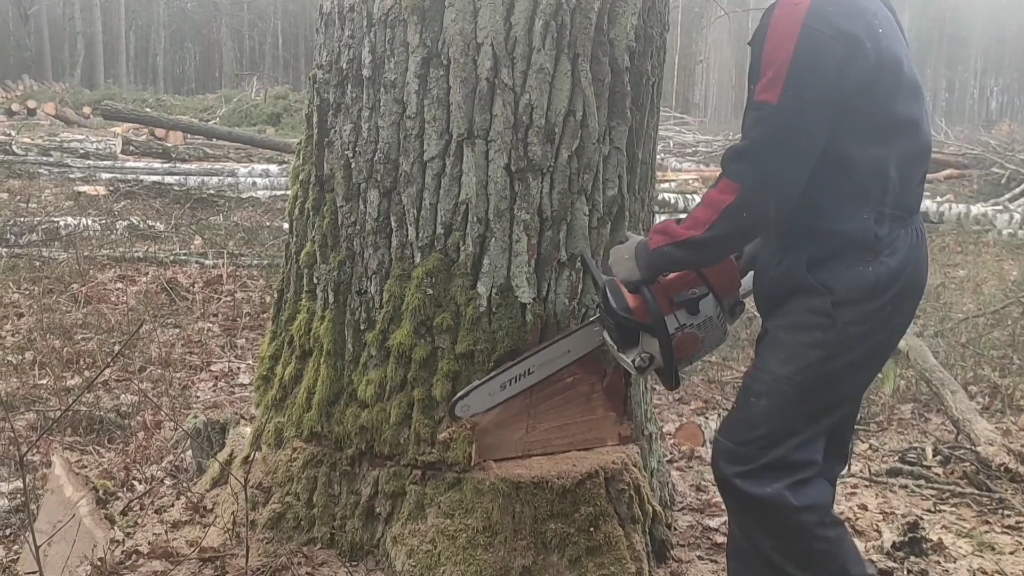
[0,168,1022,576]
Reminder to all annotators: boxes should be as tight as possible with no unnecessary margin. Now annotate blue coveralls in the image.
[631,0,931,574]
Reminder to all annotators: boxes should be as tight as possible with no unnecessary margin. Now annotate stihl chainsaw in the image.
[448,240,758,421]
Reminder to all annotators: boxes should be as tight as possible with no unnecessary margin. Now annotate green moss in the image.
[259,443,664,575]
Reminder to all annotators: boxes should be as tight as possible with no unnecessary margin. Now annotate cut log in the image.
[43,104,105,129]
[41,101,57,116]
[164,130,186,145]
[98,102,297,154]
[117,135,290,164]
[0,134,122,161]
[4,155,289,178]
[81,106,93,119]
[6,102,22,116]
[898,330,1021,470]
[24,100,38,117]
[150,127,167,140]
[470,349,632,464]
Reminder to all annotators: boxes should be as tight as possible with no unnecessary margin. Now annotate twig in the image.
[0,396,44,576]
[22,321,145,458]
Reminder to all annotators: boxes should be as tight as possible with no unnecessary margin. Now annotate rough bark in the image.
[250,0,674,572]
[97,102,298,154]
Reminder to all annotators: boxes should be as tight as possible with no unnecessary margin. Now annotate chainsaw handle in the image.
[636,284,682,392]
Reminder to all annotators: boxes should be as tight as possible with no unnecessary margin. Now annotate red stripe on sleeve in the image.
[648,178,742,249]
[752,0,813,105]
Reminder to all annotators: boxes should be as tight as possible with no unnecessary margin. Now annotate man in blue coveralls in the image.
[608,0,931,574]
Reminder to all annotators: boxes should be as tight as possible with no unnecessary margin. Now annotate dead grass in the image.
[0,173,1021,576]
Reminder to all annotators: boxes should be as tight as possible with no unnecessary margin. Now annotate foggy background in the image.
[2,0,1022,130]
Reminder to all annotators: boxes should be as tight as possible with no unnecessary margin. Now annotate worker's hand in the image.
[608,232,646,283]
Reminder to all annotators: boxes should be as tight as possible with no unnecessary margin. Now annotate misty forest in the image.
[0,0,1023,575]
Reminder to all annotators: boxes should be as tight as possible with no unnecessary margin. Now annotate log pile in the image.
[0,74,72,103]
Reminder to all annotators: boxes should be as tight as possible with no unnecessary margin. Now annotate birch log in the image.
[46,171,289,195]
[5,155,289,178]
[655,192,1024,236]
[0,134,122,161]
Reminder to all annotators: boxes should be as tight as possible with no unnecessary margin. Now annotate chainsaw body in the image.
[585,255,746,391]
[447,242,755,420]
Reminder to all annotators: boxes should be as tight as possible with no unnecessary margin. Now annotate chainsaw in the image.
[448,239,760,421]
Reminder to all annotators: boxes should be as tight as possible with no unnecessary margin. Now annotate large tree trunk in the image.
[250,0,674,572]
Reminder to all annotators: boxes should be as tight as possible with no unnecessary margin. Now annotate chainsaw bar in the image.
[448,318,606,420]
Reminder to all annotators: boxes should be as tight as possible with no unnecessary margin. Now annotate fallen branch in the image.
[897,329,1020,472]
[97,102,297,154]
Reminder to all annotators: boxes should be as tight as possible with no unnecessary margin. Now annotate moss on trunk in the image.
[251,0,674,572]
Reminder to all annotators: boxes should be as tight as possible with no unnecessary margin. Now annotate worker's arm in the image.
[632,0,847,281]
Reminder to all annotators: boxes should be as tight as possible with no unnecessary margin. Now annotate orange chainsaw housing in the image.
[597,256,745,385]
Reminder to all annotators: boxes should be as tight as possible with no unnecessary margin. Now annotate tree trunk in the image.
[219,0,234,90]
[33,0,54,82]
[154,0,164,93]
[114,0,127,89]
[250,0,675,572]
[71,0,84,84]
[86,0,103,89]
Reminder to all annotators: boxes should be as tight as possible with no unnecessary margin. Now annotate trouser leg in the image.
[711,224,928,576]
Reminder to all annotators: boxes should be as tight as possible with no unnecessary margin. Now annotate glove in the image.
[607,232,646,283]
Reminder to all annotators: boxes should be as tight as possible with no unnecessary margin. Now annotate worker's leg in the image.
[711,222,928,576]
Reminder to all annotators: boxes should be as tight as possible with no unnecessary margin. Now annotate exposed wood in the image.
[471,349,633,464]
[81,106,93,119]
[45,104,105,129]
[5,102,21,116]
[40,102,57,116]
[97,102,297,154]
[164,130,186,145]
[24,100,38,118]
